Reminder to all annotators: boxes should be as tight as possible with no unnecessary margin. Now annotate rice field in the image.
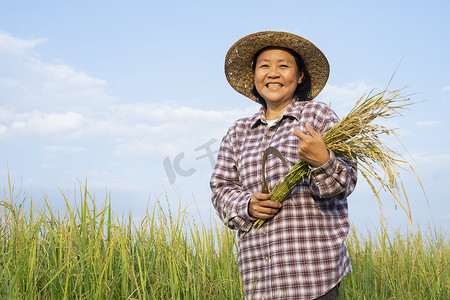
[1,181,449,299]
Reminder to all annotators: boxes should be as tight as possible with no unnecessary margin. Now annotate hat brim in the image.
[225,31,329,102]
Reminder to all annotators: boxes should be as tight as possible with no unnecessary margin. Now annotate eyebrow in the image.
[257,58,293,64]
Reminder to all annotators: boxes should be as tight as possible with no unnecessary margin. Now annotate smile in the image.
[266,83,283,88]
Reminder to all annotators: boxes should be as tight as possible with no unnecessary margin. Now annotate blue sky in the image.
[1,1,449,234]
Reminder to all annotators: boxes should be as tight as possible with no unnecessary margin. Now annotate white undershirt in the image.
[266,118,280,127]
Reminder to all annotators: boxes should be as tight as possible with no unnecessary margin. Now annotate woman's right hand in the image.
[248,192,282,219]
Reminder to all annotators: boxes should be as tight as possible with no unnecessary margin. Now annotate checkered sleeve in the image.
[210,130,254,232]
[309,151,357,199]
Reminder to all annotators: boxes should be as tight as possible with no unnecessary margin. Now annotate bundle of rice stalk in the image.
[254,89,423,229]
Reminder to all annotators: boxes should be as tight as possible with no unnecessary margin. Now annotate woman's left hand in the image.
[294,122,329,168]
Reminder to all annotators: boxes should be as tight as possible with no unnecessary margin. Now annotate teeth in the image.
[267,83,282,88]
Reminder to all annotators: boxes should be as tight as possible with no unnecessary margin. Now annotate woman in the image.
[210,31,357,300]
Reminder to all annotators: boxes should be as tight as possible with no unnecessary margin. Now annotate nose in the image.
[267,67,280,78]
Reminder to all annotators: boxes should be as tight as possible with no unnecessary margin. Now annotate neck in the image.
[265,99,292,120]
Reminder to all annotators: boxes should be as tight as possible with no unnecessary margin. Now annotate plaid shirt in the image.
[210,99,357,299]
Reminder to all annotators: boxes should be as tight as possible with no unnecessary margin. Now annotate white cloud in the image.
[316,81,375,117]
[0,31,114,112]
[442,86,450,92]
[110,104,255,158]
[0,31,254,153]
[0,31,46,56]
[415,120,445,127]
[0,108,14,122]
[0,98,251,155]
[33,112,87,134]
[43,146,86,157]
[113,102,254,125]
[0,124,7,137]
[8,111,87,135]
[11,121,26,130]
[114,140,168,158]
[409,151,450,165]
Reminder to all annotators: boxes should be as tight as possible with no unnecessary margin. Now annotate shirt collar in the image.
[250,98,306,128]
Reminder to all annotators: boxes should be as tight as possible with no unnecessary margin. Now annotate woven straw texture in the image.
[225,31,329,102]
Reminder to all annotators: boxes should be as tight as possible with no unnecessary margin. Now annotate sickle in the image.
[261,146,291,194]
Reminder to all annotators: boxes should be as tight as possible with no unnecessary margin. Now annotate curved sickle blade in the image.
[261,146,290,193]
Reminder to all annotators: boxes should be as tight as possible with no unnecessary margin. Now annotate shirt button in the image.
[266,132,272,137]
[265,257,269,262]
[262,230,266,235]
[261,152,264,157]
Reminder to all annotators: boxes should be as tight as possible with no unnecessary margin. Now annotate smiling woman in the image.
[211,31,356,300]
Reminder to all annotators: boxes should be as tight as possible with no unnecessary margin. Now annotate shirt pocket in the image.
[279,133,300,166]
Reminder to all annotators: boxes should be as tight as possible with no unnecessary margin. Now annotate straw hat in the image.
[225,31,329,102]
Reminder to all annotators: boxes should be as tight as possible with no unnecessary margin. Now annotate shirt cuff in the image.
[309,150,337,180]
[242,194,257,220]
[231,194,255,232]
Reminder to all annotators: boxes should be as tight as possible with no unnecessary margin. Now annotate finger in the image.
[253,204,281,219]
[259,204,281,214]
[305,122,321,139]
[257,211,279,219]
[249,198,281,219]
[261,200,282,209]
[294,126,309,141]
[254,192,271,200]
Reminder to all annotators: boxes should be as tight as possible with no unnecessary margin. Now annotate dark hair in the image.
[251,47,312,106]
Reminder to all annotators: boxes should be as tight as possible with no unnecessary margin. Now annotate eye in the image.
[258,64,269,68]
[279,64,289,68]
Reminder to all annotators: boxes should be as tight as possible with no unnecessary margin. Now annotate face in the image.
[253,48,303,107]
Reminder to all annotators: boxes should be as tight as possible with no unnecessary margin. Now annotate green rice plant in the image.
[0,175,449,298]
[0,177,243,299]
[341,223,450,299]
[255,88,423,228]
